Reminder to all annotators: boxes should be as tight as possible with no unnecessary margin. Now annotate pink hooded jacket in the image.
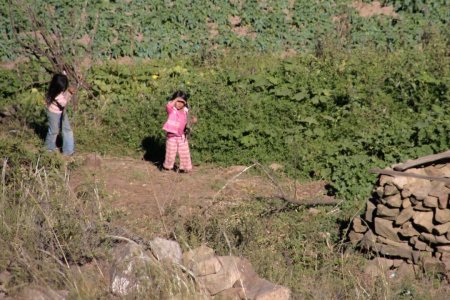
[162,102,188,137]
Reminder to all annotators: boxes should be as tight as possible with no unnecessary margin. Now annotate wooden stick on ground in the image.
[369,168,450,185]
[393,150,450,171]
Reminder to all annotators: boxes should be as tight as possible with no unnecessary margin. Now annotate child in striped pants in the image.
[162,91,196,172]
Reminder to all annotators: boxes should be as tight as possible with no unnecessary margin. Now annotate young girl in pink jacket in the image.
[162,91,197,172]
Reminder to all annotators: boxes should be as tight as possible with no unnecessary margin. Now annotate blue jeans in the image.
[45,110,74,155]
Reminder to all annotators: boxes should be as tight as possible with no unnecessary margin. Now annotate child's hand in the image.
[191,116,198,124]
[68,86,77,94]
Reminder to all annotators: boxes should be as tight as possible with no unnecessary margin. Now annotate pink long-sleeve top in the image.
[47,91,71,114]
[162,102,188,137]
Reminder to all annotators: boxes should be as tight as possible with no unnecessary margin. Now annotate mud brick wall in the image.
[349,163,450,272]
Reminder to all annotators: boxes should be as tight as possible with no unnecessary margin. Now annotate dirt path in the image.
[69,154,333,238]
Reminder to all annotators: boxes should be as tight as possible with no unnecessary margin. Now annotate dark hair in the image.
[170,90,189,102]
[46,74,68,103]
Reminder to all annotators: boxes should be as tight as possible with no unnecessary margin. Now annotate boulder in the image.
[233,276,290,300]
[183,245,215,268]
[192,257,222,276]
[197,256,253,296]
[214,288,244,299]
[110,243,154,296]
[149,237,182,264]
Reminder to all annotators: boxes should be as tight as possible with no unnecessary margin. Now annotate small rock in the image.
[385,194,402,208]
[374,217,401,242]
[409,237,428,251]
[379,175,394,186]
[424,196,439,208]
[348,231,364,246]
[378,243,414,260]
[412,202,433,211]
[360,230,377,250]
[352,217,367,233]
[375,186,384,198]
[435,208,450,224]
[399,222,420,238]
[436,245,450,252]
[392,176,409,190]
[419,233,450,245]
[401,189,412,198]
[402,198,412,208]
[395,207,414,226]
[433,222,450,235]
[412,211,434,233]
[384,184,399,196]
[365,201,376,222]
[376,204,400,220]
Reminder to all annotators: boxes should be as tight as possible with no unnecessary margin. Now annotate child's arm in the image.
[166,100,176,113]
[68,86,77,94]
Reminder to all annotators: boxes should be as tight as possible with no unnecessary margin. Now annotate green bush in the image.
[2,44,448,202]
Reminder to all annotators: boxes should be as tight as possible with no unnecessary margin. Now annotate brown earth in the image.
[69,154,334,239]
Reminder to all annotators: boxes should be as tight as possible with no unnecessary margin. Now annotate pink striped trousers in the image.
[163,135,192,171]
